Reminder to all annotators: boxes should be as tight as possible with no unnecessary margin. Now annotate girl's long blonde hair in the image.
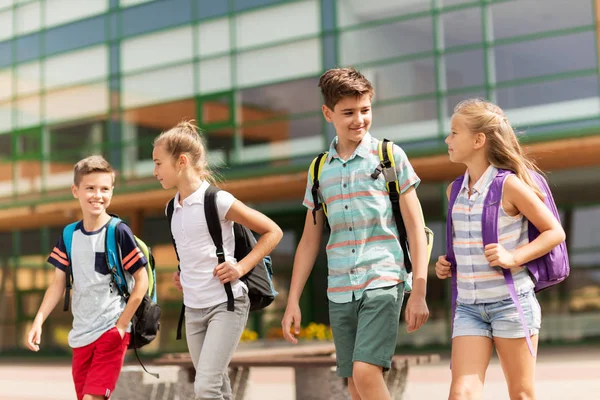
[454,98,543,199]
[153,120,217,184]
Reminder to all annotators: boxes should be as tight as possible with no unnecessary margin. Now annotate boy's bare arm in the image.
[282,209,324,343]
[287,209,324,303]
[115,267,148,336]
[399,187,430,332]
[27,268,67,351]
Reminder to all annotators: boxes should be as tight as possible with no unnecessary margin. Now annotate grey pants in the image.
[185,293,250,400]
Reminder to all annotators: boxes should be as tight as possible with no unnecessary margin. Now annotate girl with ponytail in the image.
[435,99,565,400]
[152,121,282,399]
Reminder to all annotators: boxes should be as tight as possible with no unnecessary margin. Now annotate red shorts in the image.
[72,327,130,400]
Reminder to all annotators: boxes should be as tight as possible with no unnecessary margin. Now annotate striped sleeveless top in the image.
[452,165,534,304]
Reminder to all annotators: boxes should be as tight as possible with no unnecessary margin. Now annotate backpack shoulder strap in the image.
[204,185,234,312]
[378,139,410,270]
[446,173,465,337]
[62,221,79,312]
[105,216,129,298]
[166,198,180,262]
[309,152,328,224]
[481,169,512,246]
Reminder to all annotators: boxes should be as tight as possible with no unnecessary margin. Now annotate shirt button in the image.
[343,163,347,168]
[343,183,347,188]
[352,249,355,253]
[345,205,348,210]
[349,227,353,231]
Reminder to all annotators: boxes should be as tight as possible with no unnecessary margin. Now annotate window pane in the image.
[15,1,41,35]
[0,0,13,9]
[492,0,593,40]
[44,85,109,123]
[198,57,232,95]
[336,0,430,28]
[0,41,11,68]
[445,49,485,90]
[340,17,433,65]
[497,76,599,122]
[0,69,12,102]
[237,38,321,88]
[121,26,193,73]
[239,115,323,163]
[0,9,13,41]
[44,15,105,56]
[0,101,11,133]
[0,132,10,158]
[372,98,438,142]
[197,18,230,57]
[441,7,481,48]
[44,0,108,29]
[120,0,192,38]
[16,33,41,63]
[16,96,41,128]
[240,77,321,116]
[494,32,596,83]
[442,0,475,6]
[44,45,108,90]
[365,57,435,101]
[15,61,41,96]
[122,64,194,108]
[235,1,319,50]
[49,121,105,168]
[195,0,228,19]
[234,0,282,12]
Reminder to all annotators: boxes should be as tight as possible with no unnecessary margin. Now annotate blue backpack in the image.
[446,169,569,356]
[61,217,160,350]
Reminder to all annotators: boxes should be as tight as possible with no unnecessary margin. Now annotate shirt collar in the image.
[326,132,373,163]
[462,165,498,195]
[173,180,209,209]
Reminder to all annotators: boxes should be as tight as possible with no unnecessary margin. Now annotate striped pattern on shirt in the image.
[303,132,420,304]
[452,165,534,304]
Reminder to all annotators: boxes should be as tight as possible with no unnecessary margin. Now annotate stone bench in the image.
[113,343,439,400]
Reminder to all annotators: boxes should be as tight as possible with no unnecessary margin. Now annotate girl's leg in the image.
[494,335,538,400]
[194,295,250,400]
[185,306,208,371]
[449,336,494,400]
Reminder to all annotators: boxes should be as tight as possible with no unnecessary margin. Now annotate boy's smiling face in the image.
[71,172,114,219]
[322,94,372,146]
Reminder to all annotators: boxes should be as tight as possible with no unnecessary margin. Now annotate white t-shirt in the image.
[168,181,247,309]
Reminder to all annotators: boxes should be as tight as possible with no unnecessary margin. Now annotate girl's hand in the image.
[172,271,182,291]
[214,261,244,284]
[435,255,452,279]
[484,243,517,269]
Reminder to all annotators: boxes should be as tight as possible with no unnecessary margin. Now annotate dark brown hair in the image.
[73,155,115,186]
[318,67,374,110]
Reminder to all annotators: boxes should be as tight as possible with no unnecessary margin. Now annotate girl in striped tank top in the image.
[435,99,565,400]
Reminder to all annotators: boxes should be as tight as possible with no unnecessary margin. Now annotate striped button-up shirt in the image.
[452,165,534,304]
[303,132,420,303]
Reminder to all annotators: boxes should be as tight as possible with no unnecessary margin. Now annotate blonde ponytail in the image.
[454,99,543,199]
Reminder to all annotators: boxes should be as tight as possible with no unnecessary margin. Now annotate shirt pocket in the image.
[94,252,110,275]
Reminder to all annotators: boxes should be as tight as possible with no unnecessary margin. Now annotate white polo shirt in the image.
[169,181,247,309]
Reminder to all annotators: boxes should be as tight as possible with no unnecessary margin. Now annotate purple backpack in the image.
[446,169,569,356]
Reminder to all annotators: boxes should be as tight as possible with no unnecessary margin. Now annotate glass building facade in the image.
[1,0,600,353]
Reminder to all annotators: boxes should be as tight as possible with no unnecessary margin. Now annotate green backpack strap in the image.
[309,151,329,225]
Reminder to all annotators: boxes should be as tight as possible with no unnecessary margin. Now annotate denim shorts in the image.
[452,290,541,339]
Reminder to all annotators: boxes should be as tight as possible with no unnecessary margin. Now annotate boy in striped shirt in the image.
[282,67,430,400]
[26,156,148,400]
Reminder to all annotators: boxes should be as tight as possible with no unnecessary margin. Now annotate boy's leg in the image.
[82,327,130,399]
[352,284,403,400]
[194,295,250,400]
[450,303,494,400]
[72,342,96,400]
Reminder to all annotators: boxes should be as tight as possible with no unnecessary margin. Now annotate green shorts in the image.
[328,284,404,378]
